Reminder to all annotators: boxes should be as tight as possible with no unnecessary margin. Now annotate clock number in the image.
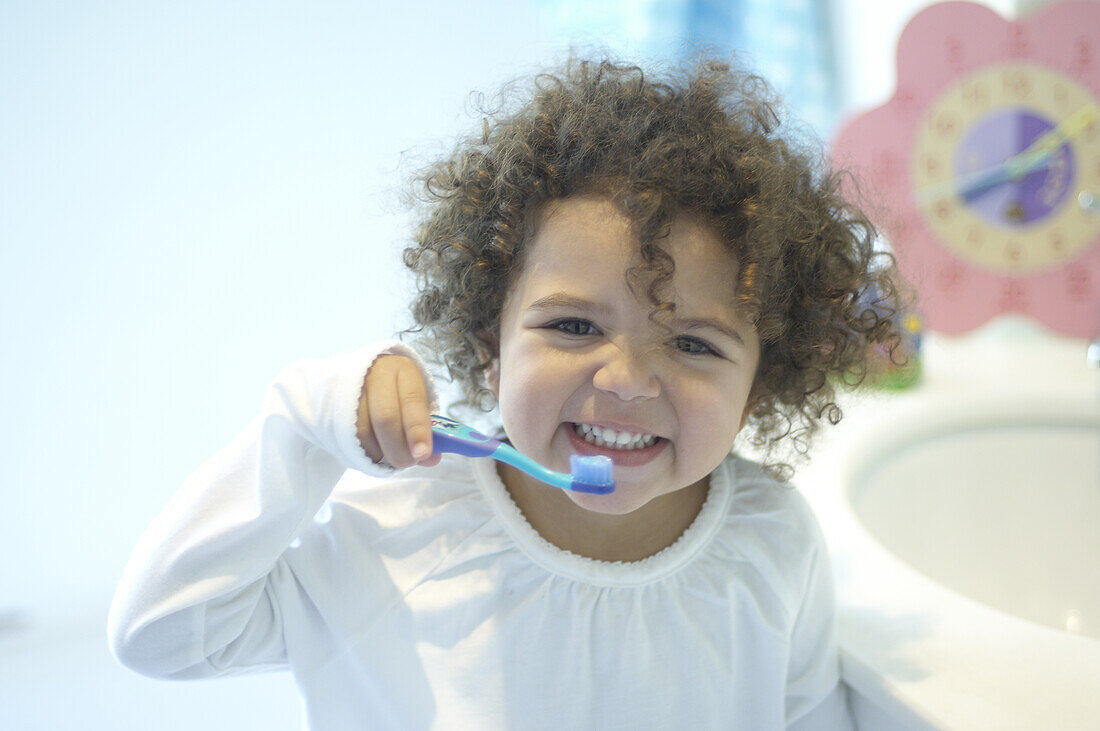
[896,88,918,113]
[1052,84,1068,108]
[966,226,983,248]
[1000,280,1027,310]
[1048,228,1064,252]
[891,215,910,241]
[963,83,990,108]
[946,36,964,68]
[871,149,901,187]
[1066,265,1090,299]
[1001,70,1031,100]
[1005,241,1024,266]
[1075,38,1093,71]
[1084,119,1098,143]
[936,262,964,292]
[923,154,942,177]
[1009,27,1029,58]
[892,213,924,243]
[933,113,956,138]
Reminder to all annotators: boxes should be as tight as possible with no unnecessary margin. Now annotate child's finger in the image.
[395,361,434,462]
[356,373,384,464]
[417,453,442,467]
[366,368,414,468]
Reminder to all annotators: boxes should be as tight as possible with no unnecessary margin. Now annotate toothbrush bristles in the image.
[569,454,615,493]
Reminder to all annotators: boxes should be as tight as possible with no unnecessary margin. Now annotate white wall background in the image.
[0,0,1023,728]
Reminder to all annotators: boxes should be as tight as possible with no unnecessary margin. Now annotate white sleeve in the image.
[785,535,855,731]
[107,340,438,680]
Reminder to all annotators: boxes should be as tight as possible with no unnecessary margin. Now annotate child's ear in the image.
[486,357,501,398]
[476,330,501,397]
[738,384,762,432]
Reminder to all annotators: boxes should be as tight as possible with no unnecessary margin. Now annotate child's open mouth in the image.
[571,422,657,450]
[566,422,667,466]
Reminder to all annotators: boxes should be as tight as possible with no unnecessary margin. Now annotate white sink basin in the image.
[851,414,1099,639]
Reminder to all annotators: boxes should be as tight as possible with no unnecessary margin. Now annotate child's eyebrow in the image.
[672,316,748,349]
[526,293,610,316]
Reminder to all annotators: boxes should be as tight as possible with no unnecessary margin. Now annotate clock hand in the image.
[1006,102,1098,176]
[916,102,1097,205]
[916,156,1053,205]
[956,156,1053,199]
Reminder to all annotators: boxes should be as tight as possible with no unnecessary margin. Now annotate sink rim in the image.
[842,394,1098,508]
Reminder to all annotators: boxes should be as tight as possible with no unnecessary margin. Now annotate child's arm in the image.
[107,341,438,680]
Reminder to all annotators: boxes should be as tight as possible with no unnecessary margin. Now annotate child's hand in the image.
[356,355,441,469]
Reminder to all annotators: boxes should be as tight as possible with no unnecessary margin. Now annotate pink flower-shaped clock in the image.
[832,0,1100,336]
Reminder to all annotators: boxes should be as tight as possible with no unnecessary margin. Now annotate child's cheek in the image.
[497,338,563,432]
[681,381,745,455]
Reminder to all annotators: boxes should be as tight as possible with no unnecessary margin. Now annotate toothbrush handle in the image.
[429,416,501,458]
[428,415,572,490]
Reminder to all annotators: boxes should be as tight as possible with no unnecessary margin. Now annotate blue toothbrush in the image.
[430,415,615,494]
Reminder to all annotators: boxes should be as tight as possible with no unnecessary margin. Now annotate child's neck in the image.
[496,462,710,563]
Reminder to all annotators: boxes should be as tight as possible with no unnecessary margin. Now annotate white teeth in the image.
[572,423,657,450]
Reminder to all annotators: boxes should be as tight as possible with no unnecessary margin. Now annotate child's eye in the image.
[670,335,721,357]
[547,318,599,336]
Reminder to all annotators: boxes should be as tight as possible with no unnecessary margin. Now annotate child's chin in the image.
[564,487,650,516]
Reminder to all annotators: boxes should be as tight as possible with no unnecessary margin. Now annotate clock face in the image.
[913,63,1099,274]
[831,1,1100,337]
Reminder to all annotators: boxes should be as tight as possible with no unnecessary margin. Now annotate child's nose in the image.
[591,343,660,401]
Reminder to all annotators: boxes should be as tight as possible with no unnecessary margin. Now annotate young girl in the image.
[109,56,903,729]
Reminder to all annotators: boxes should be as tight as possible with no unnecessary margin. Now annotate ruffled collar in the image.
[471,455,736,587]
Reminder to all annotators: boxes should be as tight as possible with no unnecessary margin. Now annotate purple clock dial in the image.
[954,108,1074,226]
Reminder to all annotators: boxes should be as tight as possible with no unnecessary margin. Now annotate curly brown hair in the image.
[402,54,908,480]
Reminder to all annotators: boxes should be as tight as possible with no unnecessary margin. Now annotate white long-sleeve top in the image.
[108,341,853,730]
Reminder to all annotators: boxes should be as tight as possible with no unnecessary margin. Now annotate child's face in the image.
[488,195,761,515]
